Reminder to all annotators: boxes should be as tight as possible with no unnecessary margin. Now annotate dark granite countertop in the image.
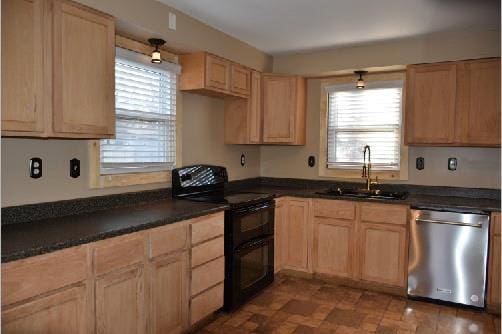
[2,199,228,263]
[2,177,499,263]
[233,185,501,213]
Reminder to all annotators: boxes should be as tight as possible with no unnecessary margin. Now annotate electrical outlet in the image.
[70,158,80,178]
[416,157,424,170]
[29,157,42,178]
[240,154,246,166]
[448,158,457,171]
[308,156,316,167]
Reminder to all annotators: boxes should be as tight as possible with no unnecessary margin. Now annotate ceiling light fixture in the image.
[354,70,368,89]
[148,38,166,64]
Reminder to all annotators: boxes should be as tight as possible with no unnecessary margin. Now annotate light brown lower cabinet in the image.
[488,212,501,312]
[313,217,354,278]
[274,199,284,273]
[277,198,409,289]
[95,265,146,334]
[1,212,225,333]
[359,223,407,287]
[280,198,311,272]
[150,252,188,334]
[2,285,88,334]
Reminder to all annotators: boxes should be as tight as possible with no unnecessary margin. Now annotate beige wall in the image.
[75,0,272,72]
[1,93,261,207]
[261,28,501,189]
[273,29,500,76]
[260,78,501,189]
[1,0,269,207]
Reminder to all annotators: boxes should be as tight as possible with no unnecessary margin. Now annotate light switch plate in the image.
[169,12,176,30]
[448,158,457,171]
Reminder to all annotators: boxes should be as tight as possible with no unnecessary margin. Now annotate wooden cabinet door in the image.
[281,199,310,271]
[313,217,354,278]
[205,54,230,92]
[405,63,457,144]
[457,59,501,146]
[230,64,251,97]
[52,0,115,137]
[96,265,146,334]
[263,75,296,143]
[248,71,263,143]
[1,0,45,135]
[2,285,87,334]
[150,252,188,334]
[359,223,407,287]
[488,213,501,309]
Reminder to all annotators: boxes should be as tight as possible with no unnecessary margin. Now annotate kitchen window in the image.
[319,72,408,180]
[90,41,181,188]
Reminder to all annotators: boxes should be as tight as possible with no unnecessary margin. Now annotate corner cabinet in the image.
[1,0,115,138]
[224,70,263,144]
[262,74,306,145]
[405,58,501,147]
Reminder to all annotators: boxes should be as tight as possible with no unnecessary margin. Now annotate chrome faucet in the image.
[362,145,378,191]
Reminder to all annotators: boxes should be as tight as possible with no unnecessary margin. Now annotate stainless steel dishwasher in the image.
[408,209,490,308]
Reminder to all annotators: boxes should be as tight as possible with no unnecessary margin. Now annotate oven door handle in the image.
[235,235,273,253]
[233,202,275,216]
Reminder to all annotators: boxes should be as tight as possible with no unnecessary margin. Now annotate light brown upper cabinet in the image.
[1,0,115,138]
[179,52,250,98]
[405,58,501,147]
[405,62,457,145]
[456,59,501,146]
[1,0,45,135]
[224,70,262,144]
[262,74,306,145]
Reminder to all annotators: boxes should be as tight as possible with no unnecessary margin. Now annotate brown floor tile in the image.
[281,299,321,316]
[196,275,499,334]
[325,307,367,327]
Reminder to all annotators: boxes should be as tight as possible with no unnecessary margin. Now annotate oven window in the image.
[240,245,269,290]
[240,210,272,233]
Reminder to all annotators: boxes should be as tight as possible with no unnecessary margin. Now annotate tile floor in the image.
[195,274,501,334]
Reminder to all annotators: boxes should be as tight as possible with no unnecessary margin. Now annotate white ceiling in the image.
[157,0,500,55]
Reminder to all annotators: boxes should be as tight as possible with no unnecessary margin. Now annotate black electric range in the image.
[172,165,275,311]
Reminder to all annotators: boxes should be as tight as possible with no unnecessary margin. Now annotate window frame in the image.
[319,71,408,181]
[89,35,182,189]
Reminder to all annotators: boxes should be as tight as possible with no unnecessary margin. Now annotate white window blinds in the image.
[101,47,181,175]
[326,80,403,170]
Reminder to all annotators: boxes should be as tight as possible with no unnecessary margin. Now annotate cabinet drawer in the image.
[2,245,88,306]
[191,256,225,296]
[360,203,408,226]
[191,213,224,245]
[190,283,224,325]
[313,199,356,220]
[93,233,145,275]
[149,222,188,258]
[191,236,224,268]
[492,213,501,236]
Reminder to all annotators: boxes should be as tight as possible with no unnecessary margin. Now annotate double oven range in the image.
[172,165,275,311]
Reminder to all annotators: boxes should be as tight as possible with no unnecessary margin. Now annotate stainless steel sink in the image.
[318,187,408,200]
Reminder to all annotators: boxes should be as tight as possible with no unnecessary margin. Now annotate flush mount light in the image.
[148,38,166,64]
[354,70,368,89]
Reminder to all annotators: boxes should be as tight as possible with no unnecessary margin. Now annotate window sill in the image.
[90,170,171,189]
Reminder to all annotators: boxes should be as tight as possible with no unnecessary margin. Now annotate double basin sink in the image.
[318,187,408,200]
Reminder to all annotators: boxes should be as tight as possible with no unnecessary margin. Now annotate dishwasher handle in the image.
[415,218,482,228]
